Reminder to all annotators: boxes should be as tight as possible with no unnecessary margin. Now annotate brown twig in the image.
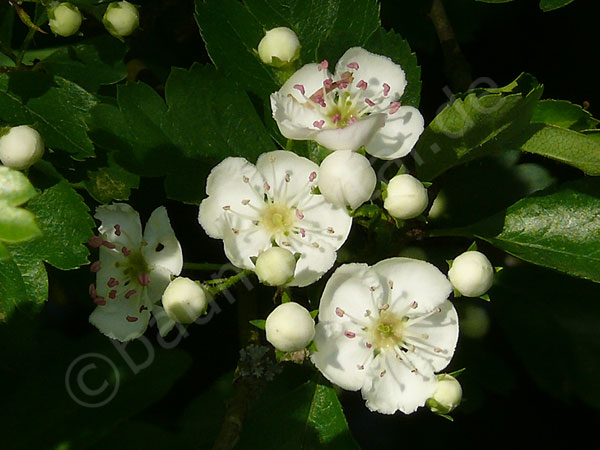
[429,0,472,92]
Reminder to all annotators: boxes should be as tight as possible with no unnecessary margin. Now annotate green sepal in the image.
[249,319,266,330]
[310,309,318,319]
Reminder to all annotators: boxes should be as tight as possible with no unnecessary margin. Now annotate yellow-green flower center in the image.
[261,203,295,235]
[370,311,406,349]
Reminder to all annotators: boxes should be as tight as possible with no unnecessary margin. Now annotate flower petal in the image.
[316,263,382,323]
[95,246,127,299]
[365,106,424,160]
[373,257,452,313]
[89,297,151,342]
[311,320,373,391]
[198,157,265,239]
[278,235,336,287]
[361,351,437,414]
[335,47,407,105]
[222,221,273,270]
[95,203,142,250]
[270,94,326,140]
[407,299,459,372]
[152,304,177,337]
[298,193,352,252]
[145,264,173,304]
[256,150,319,203]
[278,63,332,102]
[142,206,183,276]
[314,114,386,151]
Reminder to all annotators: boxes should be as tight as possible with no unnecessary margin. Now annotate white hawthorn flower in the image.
[311,257,459,415]
[383,173,429,219]
[318,150,376,210]
[257,27,301,67]
[254,246,297,286]
[448,250,494,297]
[103,1,139,38]
[198,150,352,287]
[0,125,45,170]
[88,203,183,342]
[162,277,208,324]
[48,3,83,37]
[266,302,315,352]
[270,47,424,160]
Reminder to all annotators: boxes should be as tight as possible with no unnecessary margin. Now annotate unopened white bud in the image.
[162,277,208,324]
[265,302,315,352]
[0,125,45,170]
[257,27,300,67]
[255,247,296,286]
[427,374,462,414]
[383,174,428,219]
[48,3,82,37]
[103,1,139,38]
[448,250,494,297]
[318,151,376,210]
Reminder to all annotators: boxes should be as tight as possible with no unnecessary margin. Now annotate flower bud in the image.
[257,27,300,67]
[162,277,208,324]
[448,250,494,297]
[265,302,315,352]
[103,1,139,39]
[255,247,296,286]
[427,374,462,414]
[0,125,44,170]
[383,174,428,219]
[318,151,376,210]
[48,3,82,37]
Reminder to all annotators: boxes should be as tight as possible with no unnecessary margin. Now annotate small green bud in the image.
[103,1,139,39]
[48,3,83,37]
[257,27,301,67]
[427,374,462,415]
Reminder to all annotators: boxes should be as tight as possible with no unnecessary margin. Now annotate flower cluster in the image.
[83,29,487,419]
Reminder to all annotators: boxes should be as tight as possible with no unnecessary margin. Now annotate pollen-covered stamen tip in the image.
[101,240,116,249]
[90,261,101,272]
[109,290,117,299]
[94,297,106,306]
[335,307,345,317]
[313,120,324,129]
[295,208,304,220]
[318,60,329,71]
[389,101,401,114]
[309,171,317,182]
[332,113,342,124]
[345,331,356,338]
[383,83,391,96]
[122,246,131,256]
[293,84,305,95]
[347,62,359,70]
[356,80,368,90]
[365,98,375,107]
[114,224,121,236]
[107,277,119,287]
[125,289,137,299]
[137,273,150,286]
[126,315,138,322]
[89,284,97,298]
[88,236,103,248]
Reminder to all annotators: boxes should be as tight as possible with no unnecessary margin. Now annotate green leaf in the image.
[446,178,600,283]
[238,366,359,449]
[195,0,380,96]
[539,0,576,11]
[0,167,41,244]
[518,124,600,176]
[194,0,279,98]
[15,180,95,270]
[0,72,96,159]
[492,265,600,408]
[364,27,421,107]
[84,155,139,204]
[414,73,543,181]
[40,35,128,92]
[531,99,599,131]
[0,181,94,319]
[87,64,275,203]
